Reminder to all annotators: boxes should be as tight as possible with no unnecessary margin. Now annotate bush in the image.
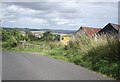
[2,29,25,48]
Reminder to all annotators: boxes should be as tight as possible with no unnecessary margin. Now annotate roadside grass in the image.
[4,41,69,61]
[8,42,49,53]
[44,45,69,61]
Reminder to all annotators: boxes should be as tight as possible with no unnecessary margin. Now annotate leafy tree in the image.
[40,31,54,41]
[25,31,39,41]
[2,29,25,48]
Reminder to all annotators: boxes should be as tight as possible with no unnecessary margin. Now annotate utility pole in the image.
[118,28,120,42]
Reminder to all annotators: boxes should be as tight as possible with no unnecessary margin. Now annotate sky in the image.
[1,0,119,30]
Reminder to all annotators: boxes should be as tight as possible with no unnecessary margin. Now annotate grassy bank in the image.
[4,41,69,61]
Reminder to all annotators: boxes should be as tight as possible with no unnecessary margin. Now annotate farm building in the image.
[72,27,101,40]
[98,23,120,35]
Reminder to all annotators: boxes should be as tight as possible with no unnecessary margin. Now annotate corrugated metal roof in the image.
[81,27,101,37]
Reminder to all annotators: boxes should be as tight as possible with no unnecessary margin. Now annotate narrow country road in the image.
[2,51,114,80]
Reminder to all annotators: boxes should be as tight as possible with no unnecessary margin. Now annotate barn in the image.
[72,27,101,40]
[98,23,120,35]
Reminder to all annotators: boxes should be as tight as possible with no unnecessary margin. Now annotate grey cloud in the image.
[2,2,118,30]
[4,2,60,11]
[3,2,81,13]
[4,2,82,19]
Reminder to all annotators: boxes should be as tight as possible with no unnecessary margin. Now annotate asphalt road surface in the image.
[2,51,114,80]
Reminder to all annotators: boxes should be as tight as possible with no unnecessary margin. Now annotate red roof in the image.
[82,27,101,37]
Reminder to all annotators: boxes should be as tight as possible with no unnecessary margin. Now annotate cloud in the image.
[2,0,120,2]
[19,17,48,24]
[6,5,41,15]
[51,18,69,25]
[1,2,118,30]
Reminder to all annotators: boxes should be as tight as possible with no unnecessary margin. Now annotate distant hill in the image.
[2,27,76,34]
[30,29,76,34]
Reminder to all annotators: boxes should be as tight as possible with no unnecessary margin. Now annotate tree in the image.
[54,34,60,41]
[25,31,39,41]
[40,31,54,41]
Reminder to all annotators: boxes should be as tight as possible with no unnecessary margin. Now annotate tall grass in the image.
[65,35,120,79]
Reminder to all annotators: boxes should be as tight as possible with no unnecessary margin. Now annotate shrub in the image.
[2,29,25,48]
